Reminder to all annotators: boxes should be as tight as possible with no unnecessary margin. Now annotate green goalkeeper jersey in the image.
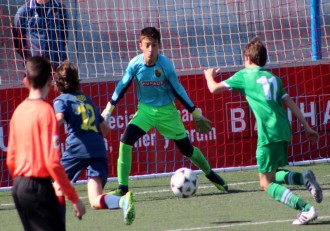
[223,66,291,146]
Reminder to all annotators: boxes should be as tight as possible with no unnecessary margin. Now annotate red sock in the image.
[99,194,108,209]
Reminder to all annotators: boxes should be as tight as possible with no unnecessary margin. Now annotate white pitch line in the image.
[167,216,330,231]
[0,203,13,207]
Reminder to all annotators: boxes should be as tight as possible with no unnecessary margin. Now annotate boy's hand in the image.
[192,109,212,133]
[73,200,86,220]
[194,116,212,133]
[101,102,114,122]
[204,68,221,79]
[305,127,319,144]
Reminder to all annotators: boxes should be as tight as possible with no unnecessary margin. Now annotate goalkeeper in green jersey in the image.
[102,27,228,195]
[204,37,322,225]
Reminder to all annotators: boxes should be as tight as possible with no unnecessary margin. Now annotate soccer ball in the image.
[170,167,198,198]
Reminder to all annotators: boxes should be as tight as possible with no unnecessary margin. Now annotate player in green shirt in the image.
[204,37,322,225]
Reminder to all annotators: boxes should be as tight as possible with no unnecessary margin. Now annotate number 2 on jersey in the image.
[77,103,98,132]
[256,76,278,101]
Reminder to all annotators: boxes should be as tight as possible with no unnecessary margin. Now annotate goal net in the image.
[0,0,329,188]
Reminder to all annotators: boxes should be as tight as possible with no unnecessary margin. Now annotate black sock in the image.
[118,185,129,194]
[206,170,226,185]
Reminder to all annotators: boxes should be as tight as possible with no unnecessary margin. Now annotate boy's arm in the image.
[55,112,65,126]
[166,68,195,112]
[12,7,28,59]
[101,102,115,122]
[57,5,69,62]
[6,121,16,177]
[283,95,319,143]
[204,68,230,94]
[45,110,86,219]
[101,64,135,120]
[163,62,212,133]
[59,5,69,40]
[99,120,110,137]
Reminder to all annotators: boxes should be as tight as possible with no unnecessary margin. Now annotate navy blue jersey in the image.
[12,0,68,67]
[111,54,196,112]
[54,92,107,159]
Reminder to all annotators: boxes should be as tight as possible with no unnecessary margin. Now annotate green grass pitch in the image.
[1,163,329,231]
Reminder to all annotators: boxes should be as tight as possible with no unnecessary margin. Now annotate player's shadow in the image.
[312,220,330,225]
[226,188,262,194]
[197,188,262,197]
[211,219,330,226]
[211,221,251,225]
[0,206,16,211]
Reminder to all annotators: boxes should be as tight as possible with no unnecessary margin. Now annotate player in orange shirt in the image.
[7,56,86,231]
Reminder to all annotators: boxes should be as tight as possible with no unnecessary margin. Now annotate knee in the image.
[120,134,134,145]
[120,124,145,145]
[89,198,102,210]
[174,137,194,157]
[259,172,276,191]
[90,204,99,210]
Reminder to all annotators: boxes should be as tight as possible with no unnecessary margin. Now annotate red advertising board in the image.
[0,64,329,186]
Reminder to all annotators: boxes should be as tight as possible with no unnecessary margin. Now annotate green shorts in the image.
[129,102,187,140]
[256,141,289,173]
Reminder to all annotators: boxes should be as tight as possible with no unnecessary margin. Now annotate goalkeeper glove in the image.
[101,102,115,122]
[192,109,212,133]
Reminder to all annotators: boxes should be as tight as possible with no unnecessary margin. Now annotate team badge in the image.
[155,69,162,77]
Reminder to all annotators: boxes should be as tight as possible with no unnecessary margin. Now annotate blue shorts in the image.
[61,157,108,187]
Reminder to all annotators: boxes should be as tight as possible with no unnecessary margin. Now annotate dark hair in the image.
[54,61,80,93]
[243,37,268,67]
[25,56,52,89]
[140,27,161,43]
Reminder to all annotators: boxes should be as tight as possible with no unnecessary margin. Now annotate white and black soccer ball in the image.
[170,167,198,198]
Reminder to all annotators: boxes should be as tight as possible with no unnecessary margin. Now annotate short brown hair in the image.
[243,37,268,67]
[54,61,80,93]
[140,27,161,43]
[25,56,52,89]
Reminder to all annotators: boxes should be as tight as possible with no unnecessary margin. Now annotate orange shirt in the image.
[7,99,79,204]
